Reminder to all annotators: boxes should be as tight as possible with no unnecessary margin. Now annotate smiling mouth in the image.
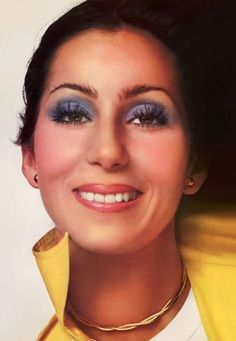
[72,184,143,212]
[78,190,140,203]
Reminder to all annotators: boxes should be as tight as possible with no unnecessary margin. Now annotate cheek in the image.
[130,129,188,186]
[33,122,88,180]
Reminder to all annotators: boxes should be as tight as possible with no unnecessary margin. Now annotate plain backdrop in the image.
[0,1,82,340]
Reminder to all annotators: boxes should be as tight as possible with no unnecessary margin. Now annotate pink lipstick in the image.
[73,184,142,213]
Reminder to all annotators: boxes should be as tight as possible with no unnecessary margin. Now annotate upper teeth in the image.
[79,191,138,203]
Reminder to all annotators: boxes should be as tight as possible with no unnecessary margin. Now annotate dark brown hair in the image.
[16,0,236,172]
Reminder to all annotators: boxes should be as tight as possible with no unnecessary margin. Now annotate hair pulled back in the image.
[16,0,236,172]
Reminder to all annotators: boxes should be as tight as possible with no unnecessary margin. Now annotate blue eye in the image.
[49,100,92,125]
[126,103,170,128]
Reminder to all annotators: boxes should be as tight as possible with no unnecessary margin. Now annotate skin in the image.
[22,28,205,340]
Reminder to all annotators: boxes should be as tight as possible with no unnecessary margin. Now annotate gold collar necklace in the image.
[67,266,187,332]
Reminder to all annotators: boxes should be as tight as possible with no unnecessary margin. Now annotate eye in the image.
[126,103,170,128]
[49,101,92,125]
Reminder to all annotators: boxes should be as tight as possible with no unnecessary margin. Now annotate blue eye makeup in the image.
[48,97,172,130]
[126,102,171,128]
[48,98,94,125]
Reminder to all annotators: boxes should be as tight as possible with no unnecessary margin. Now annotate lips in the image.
[73,184,143,213]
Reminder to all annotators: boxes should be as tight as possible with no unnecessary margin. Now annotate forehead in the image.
[44,28,182,104]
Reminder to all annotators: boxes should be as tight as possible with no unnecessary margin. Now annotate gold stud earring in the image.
[34,174,39,184]
[186,176,195,187]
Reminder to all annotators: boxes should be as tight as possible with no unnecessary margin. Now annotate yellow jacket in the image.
[33,205,236,340]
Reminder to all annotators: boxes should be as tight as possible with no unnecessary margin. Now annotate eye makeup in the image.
[125,102,172,128]
[47,96,173,130]
[47,97,95,125]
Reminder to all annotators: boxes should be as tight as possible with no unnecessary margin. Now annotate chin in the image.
[68,226,146,256]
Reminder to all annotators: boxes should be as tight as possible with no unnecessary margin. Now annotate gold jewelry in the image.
[34,174,38,183]
[186,176,194,187]
[67,266,187,332]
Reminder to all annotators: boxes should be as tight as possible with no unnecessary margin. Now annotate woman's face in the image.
[23,28,195,254]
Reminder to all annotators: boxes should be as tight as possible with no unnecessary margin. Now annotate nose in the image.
[86,123,129,171]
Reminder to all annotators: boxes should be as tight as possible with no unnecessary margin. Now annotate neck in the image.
[67,222,188,340]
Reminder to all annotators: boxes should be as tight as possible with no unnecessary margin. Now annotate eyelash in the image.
[126,104,169,128]
[50,102,92,125]
[49,102,170,128]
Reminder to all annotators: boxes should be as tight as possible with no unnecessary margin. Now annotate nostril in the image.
[111,162,126,169]
[89,159,128,171]
[86,141,129,170]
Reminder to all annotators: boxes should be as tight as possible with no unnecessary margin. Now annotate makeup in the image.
[73,184,143,213]
[126,101,171,128]
[47,96,95,125]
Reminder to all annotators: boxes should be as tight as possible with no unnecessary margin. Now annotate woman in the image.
[16,0,236,340]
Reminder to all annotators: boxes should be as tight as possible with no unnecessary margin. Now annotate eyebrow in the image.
[49,82,172,102]
[49,83,98,98]
[118,84,171,102]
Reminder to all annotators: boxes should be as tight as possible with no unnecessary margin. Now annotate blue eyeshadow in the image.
[47,96,95,121]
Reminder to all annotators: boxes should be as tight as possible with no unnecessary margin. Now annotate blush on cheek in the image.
[132,133,188,185]
[33,123,87,179]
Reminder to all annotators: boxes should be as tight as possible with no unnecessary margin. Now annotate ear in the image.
[183,154,208,195]
[21,146,38,188]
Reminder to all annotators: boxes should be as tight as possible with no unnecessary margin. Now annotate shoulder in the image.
[177,203,236,340]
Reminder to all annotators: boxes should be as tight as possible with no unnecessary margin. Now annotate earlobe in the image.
[183,152,208,195]
[183,169,208,195]
[21,146,39,188]
[183,176,197,195]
